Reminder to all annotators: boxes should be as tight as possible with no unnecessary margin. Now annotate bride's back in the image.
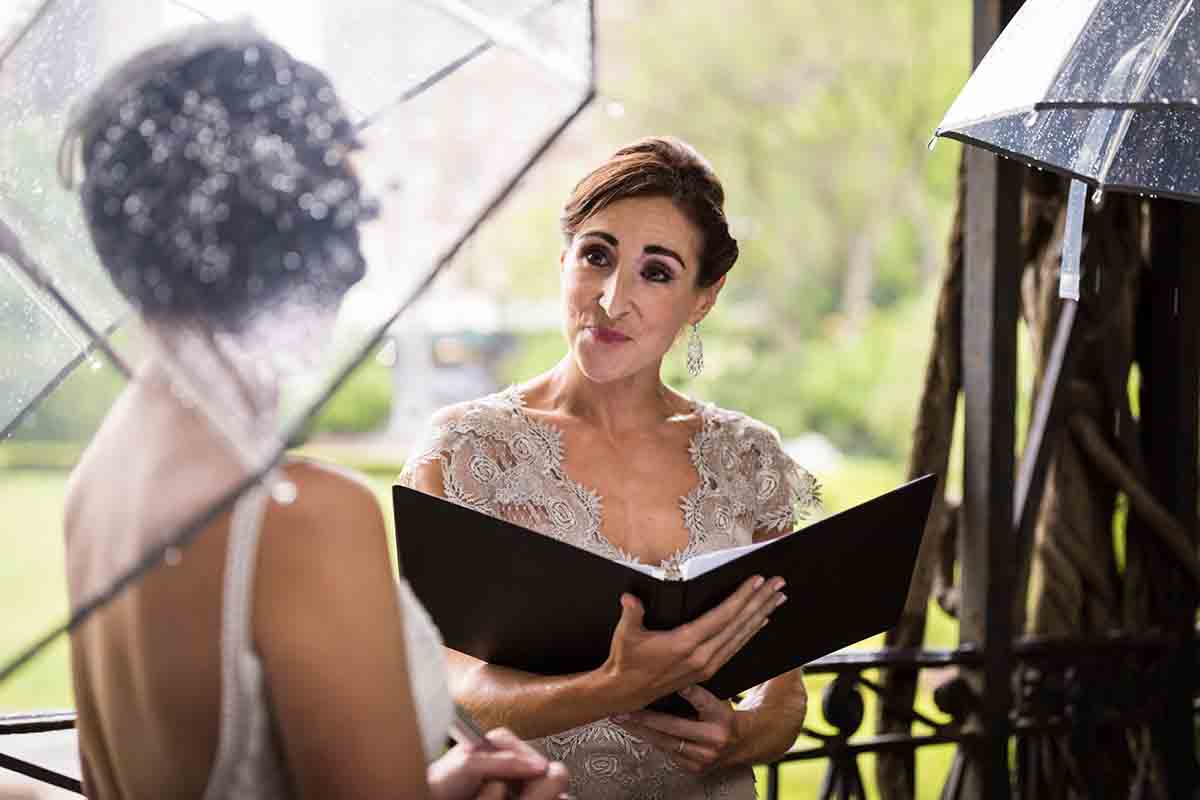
[64,373,245,798]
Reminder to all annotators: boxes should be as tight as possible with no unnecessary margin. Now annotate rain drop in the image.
[1023,110,1039,128]
[163,546,182,566]
[271,479,298,505]
[605,100,625,119]
[376,339,399,367]
[926,135,938,152]
[1092,188,1104,206]
[88,357,103,371]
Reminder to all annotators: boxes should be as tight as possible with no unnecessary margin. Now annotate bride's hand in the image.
[613,685,739,774]
[428,728,569,800]
[598,575,785,712]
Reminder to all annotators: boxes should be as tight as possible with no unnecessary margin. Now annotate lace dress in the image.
[400,387,820,800]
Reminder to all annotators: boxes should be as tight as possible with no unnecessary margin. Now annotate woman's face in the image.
[561,194,722,384]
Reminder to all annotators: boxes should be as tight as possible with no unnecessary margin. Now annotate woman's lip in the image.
[592,326,631,343]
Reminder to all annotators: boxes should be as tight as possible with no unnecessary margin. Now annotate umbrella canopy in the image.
[935,0,1200,204]
[0,0,592,688]
[0,0,593,441]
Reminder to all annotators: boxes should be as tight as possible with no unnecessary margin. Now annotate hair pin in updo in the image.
[57,124,84,190]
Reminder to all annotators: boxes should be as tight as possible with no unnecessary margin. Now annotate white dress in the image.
[201,481,453,799]
[400,387,820,800]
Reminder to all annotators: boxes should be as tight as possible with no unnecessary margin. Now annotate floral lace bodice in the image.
[400,387,819,800]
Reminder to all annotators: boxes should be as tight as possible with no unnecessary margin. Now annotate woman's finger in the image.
[477,780,508,800]
[675,576,769,644]
[696,577,783,656]
[613,718,681,754]
[518,761,571,800]
[615,718,718,768]
[709,587,783,667]
[681,685,731,720]
[617,710,725,747]
[485,727,549,766]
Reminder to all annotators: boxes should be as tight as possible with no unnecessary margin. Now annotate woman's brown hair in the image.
[560,136,738,288]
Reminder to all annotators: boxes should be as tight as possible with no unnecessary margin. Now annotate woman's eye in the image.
[643,264,672,283]
[583,248,609,267]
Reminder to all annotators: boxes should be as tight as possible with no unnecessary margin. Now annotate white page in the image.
[624,560,666,580]
[679,537,777,581]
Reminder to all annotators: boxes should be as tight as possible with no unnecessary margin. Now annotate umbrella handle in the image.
[1058,179,1087,302]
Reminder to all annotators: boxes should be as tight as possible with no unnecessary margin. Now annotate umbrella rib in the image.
[1094,0,1194,187]
[355,0,571,133]
[0,317,124,441]
[0,88,597,694]
[0,214,132,378]
[418,0,587,89]
[0,0,56,71]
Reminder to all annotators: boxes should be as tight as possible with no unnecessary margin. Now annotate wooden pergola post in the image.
[958,0,1024,796]
[1142,200,1200,797]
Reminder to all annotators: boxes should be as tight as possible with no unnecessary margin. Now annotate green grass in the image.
[0,469,74,711]
[0,458,960,796]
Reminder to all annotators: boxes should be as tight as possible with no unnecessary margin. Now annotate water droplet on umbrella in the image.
[1022,111,1039,128]
[377,339,398,367]
[272,479,298,505]
[164,546,182,566]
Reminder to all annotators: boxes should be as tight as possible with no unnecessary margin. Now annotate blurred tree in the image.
[472,0,971,458]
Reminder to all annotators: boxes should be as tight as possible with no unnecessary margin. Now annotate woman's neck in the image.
[536,355,689,436]
[141,323,280,467]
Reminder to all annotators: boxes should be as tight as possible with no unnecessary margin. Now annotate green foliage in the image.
[308,357,393,435]
[461,0,973,460]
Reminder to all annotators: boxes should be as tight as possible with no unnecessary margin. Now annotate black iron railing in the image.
[1,634,1193,799]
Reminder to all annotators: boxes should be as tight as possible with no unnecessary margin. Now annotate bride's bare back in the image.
[64,371,435,799]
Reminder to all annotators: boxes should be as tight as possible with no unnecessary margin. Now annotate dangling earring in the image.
[687,323,704,377]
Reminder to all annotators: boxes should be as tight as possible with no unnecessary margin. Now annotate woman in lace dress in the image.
[61,25,567,799]
[402,137,818,800]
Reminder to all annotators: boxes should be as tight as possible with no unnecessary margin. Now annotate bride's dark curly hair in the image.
[63,22,375,331]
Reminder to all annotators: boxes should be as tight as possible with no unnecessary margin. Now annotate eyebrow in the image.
[579,231,689,270]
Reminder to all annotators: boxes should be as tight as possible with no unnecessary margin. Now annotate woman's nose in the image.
[598,267,633,318]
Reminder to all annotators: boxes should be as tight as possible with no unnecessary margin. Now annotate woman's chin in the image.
[573,354,641,385]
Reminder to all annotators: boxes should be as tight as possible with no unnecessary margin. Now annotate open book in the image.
[624,536,779,582]
[393,474,936,717]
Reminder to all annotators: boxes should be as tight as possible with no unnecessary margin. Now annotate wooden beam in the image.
[1140,199,1200,797]
[958,2,1024,796]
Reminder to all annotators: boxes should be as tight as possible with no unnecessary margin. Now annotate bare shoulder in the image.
[250,459,390,583]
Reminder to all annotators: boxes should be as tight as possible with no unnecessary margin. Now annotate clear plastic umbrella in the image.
[0,0,593,690]
[933,0,1200,298]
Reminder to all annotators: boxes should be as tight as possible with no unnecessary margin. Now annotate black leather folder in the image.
[393,473,936,717]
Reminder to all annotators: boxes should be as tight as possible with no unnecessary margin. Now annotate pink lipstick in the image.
[593,326,631,344]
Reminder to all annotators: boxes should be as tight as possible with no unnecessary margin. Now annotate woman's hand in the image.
[428,728,570,800]
[613,685,739,774]
[599,575,786,713]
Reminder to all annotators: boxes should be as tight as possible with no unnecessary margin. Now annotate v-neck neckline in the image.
[501,386,710,569]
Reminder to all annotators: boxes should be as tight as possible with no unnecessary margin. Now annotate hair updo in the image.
[65,22,375,331]
[560,136,738,288]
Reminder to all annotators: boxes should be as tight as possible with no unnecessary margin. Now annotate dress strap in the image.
[202,480,273,800]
